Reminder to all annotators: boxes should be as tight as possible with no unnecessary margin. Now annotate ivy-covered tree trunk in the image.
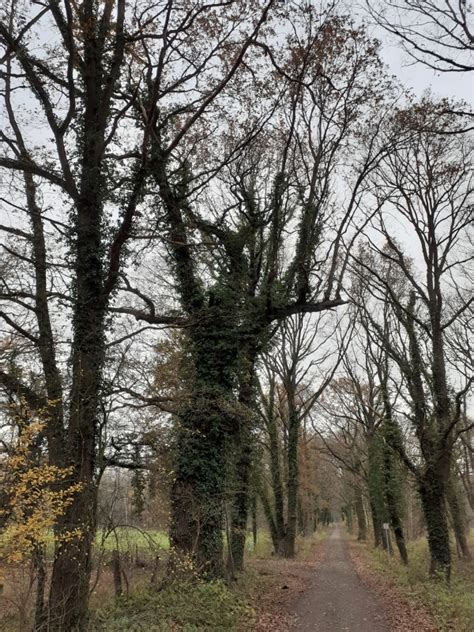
[265,386,286,552]
[48,225,106,628]
[169,302,239,577]
[284,403,299,558]
[354,485,367,541]
[369,497,383,548]
[251,494,258,547]
[380,382,408,564]
[418,465,451,579]
[227,345,258,573]
[227,423,252,574]
[48,80,109,629]
[367,438,386,548]
[446,476,471,560]
[258,484,278,550]
[384,465,408,564]
[170,400,228,576]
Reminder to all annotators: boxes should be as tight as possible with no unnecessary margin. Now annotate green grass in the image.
[243,531,273,559]
[95,527,169,555]
[364,531,474,632]
[90,579,255,631]
[244,528,329,561]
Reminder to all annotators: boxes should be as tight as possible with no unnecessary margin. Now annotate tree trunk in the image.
[284,404,299,558]
[369,497,383,548]
[381,432,408,563]
[266,387,286,549]
[227,427,251,573]
[170,309,240,576]
[446,477,471,560]
[418,470,451,580]
[227,346,258,572]
[258,485,280,553]
[388,504,408,565]
[169,402,228,578]
[367,434,388,549]
[380,387,408,564]
[48,203,106,629]
[355,487,367,541]
[33,546,46,632]
[48,482,97,630]
[344,504,354,534]
[251,494,258,547]
[112,549,123,597]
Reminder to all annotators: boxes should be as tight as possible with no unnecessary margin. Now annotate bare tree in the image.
[368,0,474,73]
[352,103,473,578]
[257,311,345,557]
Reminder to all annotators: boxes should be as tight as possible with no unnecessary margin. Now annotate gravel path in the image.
[291,526,388,631]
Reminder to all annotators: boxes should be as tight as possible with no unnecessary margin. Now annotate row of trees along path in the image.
[0,1,472,630]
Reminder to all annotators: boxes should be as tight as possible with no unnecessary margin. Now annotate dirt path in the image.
[290,525,388,631]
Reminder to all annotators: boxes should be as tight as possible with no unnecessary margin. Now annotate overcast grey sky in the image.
[346,0,473,104]
[381,40,473,104]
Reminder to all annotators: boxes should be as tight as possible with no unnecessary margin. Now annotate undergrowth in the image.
[91,578,255,631]
[90,528,328,631]
[364,531,474,632]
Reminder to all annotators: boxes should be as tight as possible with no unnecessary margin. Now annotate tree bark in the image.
[227,345,258,572]
[169,308,239,577]
[284,404,299,558]
[446,476,471,560]
[355,486,367,541]
[418,468,451,580]
[251,494,258,547]
[48,31,113,621]
[33,546,47,632]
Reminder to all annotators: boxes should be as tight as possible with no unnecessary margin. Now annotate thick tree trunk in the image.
[169,400,228,577]
[369,497,383,548]
[284,405,299,558]
[169,311,238,577]
[380,388,408,564]
[388,506,408,565]
[419,470,451,580]
[48,484,98,630]
[227,346,258,572]
[381,431,408,563]
[259,486,280,553]
[355,487,367,541]
[227,428,251,573]
[48,86,108,626]
[367,440,385,549]
[344,504,354,534]
[112,549,123,597]
[266,390,286,549]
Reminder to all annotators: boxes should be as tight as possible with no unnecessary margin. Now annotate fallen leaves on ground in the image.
[349,542,438,632]
[248,541,326,631]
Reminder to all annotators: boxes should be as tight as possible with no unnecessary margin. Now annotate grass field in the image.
[95,527,169,554]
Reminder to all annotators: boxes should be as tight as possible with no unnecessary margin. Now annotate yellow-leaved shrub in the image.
[0,412,81,564]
